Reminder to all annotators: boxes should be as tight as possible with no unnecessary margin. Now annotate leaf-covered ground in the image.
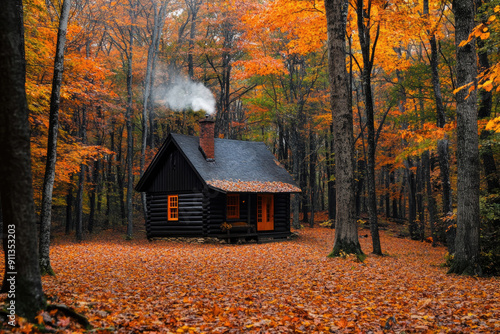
[3,227,500,333]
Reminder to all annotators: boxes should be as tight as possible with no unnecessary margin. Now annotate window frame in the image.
[226,193,240,219]
[168,195,179,221]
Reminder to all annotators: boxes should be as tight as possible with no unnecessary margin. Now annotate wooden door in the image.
[257,194,274,231]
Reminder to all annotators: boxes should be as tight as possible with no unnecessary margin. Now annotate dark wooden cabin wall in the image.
[146,148,203,193]
[273,193,290,233]
[206,191,225,236]
[145,193,204,238]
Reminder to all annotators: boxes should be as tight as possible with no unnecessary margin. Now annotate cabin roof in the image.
[136,133,301,193]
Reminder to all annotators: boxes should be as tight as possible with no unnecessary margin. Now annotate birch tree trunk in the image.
[325,0,362,256]
[0,0,46,318]
[448,0,481,276]
[39,0,72,276]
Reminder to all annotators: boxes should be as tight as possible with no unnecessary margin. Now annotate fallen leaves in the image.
[207,179,302,193]
[1,227,499,332]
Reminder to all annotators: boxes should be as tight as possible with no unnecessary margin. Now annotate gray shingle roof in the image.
[136,133,301,193]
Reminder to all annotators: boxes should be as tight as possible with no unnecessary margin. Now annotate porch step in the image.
[257,233,292,244]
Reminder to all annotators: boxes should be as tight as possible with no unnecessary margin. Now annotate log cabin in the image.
[135,118,301,242]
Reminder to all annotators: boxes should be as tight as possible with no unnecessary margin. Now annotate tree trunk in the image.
[384,166,390,218]
[140,0,168,225]
[65,181,73,234]
[406,159,418,239]
[126,36,134,239]
[424,0,454,247]
[355,159,365,217]
[116,126,127,225]
[448,0,481,276]
[0,0,46,318]
[423,151,438,246]
[325,0,363,256]
[88,159,98,234]
[326,127,336,221]
[186,0,202,78]
[75,106,87,242]
[416,156,425,241]
[356,0,382,255]
[75,163,85,241]
[39,0,71,276]
[476,16,499,193]
[309,132,317,228]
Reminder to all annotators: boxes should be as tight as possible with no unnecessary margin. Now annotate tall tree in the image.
[355,0,382,254]
[125,0,137,239]
[39,0,72,275]
[140,0,169,223]
[0,0,46,319]
[448,0,482,276]
[109,0,138,239]
[424,0,453,231]
[325,0,363,256]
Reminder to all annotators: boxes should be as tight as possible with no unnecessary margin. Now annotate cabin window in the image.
[168,195,179,221]
[226,194,240,219]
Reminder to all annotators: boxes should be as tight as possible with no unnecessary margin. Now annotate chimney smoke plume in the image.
[155,76,216,114]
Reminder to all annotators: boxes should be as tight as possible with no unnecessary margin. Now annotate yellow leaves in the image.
[481,80,494,92]
[459,12,496,47]
[233,56,286,80]
[485,117,500,133]
[35,313,45,325]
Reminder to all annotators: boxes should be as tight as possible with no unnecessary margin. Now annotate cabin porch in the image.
[209,192,292,243]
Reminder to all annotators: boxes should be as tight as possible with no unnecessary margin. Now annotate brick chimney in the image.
[199,117,215,161]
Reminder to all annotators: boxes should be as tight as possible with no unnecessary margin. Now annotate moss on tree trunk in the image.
[448,258,482,276]
[328,240,363,258]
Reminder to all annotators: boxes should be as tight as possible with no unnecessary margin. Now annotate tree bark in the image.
[126,29,135,239]
[357,0,382,254]
[39,0,71,276]
[326,127,336,221]
[75,106,87,242]
[475,6,499,193]
[140,0,168,225]
[325,0,362,256]
[406,159,418,239]
[448,0,481,276]
[186,0,202,78]
[309,132,317,228]
[88,160,99,234]
[423,151,438,246]
[0,0,46,318]
[424,0,454,247]
[416,157,425,241]
[65,181,73,234]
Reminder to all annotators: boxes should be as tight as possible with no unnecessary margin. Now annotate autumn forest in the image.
[1,0,500,331]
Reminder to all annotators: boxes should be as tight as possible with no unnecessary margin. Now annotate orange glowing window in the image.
[226,194,240,219]
[168,195,178,221]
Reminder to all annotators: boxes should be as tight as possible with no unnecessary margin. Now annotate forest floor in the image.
[2,222,500,333]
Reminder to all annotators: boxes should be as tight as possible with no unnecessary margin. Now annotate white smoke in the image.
[155,76,216,114]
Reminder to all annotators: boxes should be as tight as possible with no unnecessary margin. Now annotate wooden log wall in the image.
[206,192,225,236]
[273,193,291,233]
[145,192,204,238]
